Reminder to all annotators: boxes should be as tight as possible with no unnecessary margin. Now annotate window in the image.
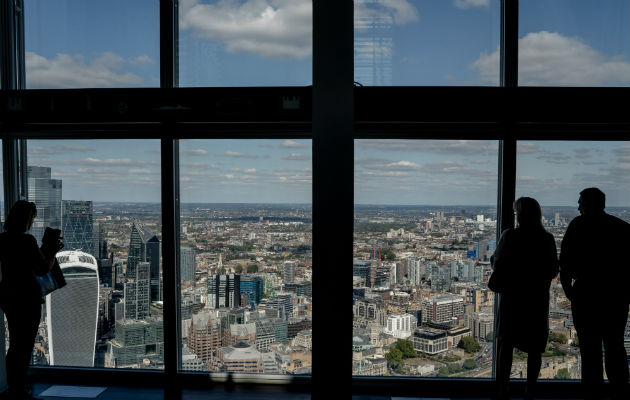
[1,0,628,397]
[515,140,630,379]
[27,139,163,369]
[179,0,312,87]
[179,139,312,374]
[354,0,500,86]
[518,0,630,86]
[25,0,160,88]
[353,139,498,377]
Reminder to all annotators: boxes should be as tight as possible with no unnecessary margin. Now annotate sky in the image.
[17,0,630,206]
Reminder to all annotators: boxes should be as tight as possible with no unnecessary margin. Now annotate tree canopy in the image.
[459,336,481,353]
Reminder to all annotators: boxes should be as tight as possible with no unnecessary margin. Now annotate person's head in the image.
[4,200,37,232]
[513,197,543,230]
[578,187,605,215]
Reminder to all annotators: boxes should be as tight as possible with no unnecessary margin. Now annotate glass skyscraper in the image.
[127,222,160,302]
[46,250,99,367]
[62,200,94,256]
[27,166,62,244]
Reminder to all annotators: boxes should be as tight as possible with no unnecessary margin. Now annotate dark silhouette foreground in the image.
[0,201,62,400]
[490,197,558,400]
[561,188,630,400]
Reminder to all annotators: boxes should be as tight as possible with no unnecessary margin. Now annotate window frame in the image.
[0,0,628,399]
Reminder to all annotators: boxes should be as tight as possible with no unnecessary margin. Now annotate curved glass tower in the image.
[46,250,99,367]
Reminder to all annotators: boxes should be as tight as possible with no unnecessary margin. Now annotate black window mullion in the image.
[494,0,519,380]
[160,0,178,89]
[312,0,354,398]
[160,0,180,386]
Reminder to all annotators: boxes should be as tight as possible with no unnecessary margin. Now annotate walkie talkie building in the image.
[46,250,100,367]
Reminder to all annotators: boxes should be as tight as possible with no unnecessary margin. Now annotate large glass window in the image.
[27,139,163,369]
[25,0,160,89]
[353,139,498,377]
[178,139,312,374]
[354,0,500,86]
[516,140,630,379]
[518,0,630,86]
[178,0,312,87]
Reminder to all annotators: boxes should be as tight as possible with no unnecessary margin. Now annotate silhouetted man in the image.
[560,188,630,400]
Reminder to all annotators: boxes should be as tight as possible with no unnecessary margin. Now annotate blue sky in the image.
[19,1,630,206]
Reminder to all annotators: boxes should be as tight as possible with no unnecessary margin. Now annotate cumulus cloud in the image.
[471,31,630,86]
[282,153,311,161]
[224,150,259,158]
[181,149,209,156]
[281,139,307,149]
[180,0,312,60]
[454,0,489,9]
[518,142,545,154]
[26,51,146,89]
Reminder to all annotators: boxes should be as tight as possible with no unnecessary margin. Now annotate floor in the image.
[29,384,588,400]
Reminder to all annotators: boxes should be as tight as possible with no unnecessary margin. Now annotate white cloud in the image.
[282,153,311,161]
[26,51,145,89]
[281,139,307,149]
[224,150,259,158]
[181,149,209,156]
[454,0,489,9]
[180,0,312,60]
[129,55,154,66]
[471,31,630,86]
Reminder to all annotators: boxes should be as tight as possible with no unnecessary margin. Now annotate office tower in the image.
[98,253,115,288]
[240,275,264,305]
[267,294,294,321]
[283,282,312,299]
[352,259,373,287]
[207,274,241,309]
[46,250,99,367]
[124,261,150,320]
[62,200,94,255]
[187,311,221,363]
[421,296,465,323]
[127,222,161,302]
[283,261,295,284]
[108,318,164,367]
[27,166,62,244]
[180,246,196,282]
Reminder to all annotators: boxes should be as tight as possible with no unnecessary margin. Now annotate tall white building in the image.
[47,250,99,367]
[385,313,413,339]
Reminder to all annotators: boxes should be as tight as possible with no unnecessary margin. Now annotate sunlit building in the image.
[46,250,99,367]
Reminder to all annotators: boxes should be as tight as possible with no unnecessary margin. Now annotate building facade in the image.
[47,251,99,367]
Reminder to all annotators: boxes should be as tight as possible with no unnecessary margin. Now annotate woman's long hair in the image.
[513,197,544,230]
[4,200,37,233]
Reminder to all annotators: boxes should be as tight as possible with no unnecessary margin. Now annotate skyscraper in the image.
[240,275,264,305]
[127,222,161,302]
[124,261,150,321]
[62,200,94,255]
[180,246,196,282]
[27,166,62,244]
[46,250,99,367]
[207,274,240,309]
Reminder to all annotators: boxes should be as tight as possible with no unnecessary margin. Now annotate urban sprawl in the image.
[15,166,630,378]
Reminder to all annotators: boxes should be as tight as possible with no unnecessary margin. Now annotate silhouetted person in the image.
[490,197,558,400]
[0,201,63,400]
[560,188,630,400]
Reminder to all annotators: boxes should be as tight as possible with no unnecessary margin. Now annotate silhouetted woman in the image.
[0,201,62,400]
[489,197,558,400]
